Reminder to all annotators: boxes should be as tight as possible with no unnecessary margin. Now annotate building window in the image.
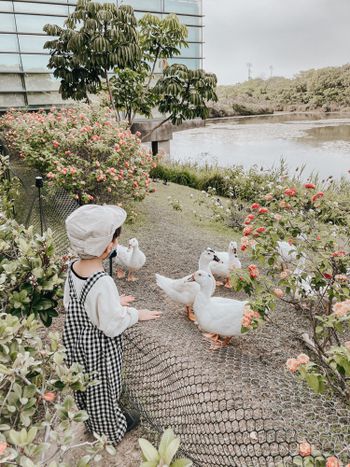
[0,2,14,13]
[168,57,201,69]
[15,15,66,34]
[0,74,24,91]
[0,13,16,32]
[19,35,54,53]
[24,73,61,92]
[164,0,201,15]
[14,2,69,15]
[21,54,50,72]
[0,92,26,107]
[120,0,162,11]
[0,53,21,72]
[179,42,200,58]
[187,26,201,42]
[0,34,19,52]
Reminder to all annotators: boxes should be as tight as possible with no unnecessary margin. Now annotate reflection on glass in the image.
[25,73,61,91]
[0,93,26,107]
[16,15,66,33]
[169,14,202,25]
[19,35,54,53]
[0,53,21,71]
[0,74,24,91]
[0,13,16,32]
[164,0,200,15]
[0,34,18,52]
[14,2,69,15]
[134,11,161,19]
[21,54,50,71]
[120,0,162,11]
[0,2,13,13]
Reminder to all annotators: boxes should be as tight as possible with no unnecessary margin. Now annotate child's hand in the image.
[120,295,135,306]
[138,309,162,321]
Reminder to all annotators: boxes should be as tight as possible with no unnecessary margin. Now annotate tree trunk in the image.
[105,70,120,121]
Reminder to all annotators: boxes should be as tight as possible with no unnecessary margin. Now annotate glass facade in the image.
[0,0,203,110]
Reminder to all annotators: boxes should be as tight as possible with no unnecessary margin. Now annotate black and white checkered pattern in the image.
[62,267,127,443]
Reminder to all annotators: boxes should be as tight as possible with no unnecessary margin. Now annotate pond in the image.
[170,113,350,180]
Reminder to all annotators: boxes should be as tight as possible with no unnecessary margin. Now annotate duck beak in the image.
[187,274,195,282]
[213,254,220,262]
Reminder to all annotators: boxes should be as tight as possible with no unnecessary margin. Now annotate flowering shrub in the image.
[230,183,350,403]
[0,313,117,466]
[0,214,65,326]
[0,105,155,204]
[0,155,20,218]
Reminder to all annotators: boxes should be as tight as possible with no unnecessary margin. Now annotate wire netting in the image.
[7,156,350,466]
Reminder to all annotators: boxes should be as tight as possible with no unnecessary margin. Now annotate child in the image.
[63,204,161,443]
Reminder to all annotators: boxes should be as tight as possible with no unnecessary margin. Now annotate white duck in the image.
[155,248,220,321]
[115,238,146,282]
[210,241,242,288]
[188,270,248,349]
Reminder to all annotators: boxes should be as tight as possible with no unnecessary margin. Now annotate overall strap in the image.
[68,263,79,301]
[79,271,107,305]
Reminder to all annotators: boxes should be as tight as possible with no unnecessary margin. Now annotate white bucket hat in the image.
[65,204,127,258]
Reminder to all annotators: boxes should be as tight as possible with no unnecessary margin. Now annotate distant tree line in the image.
[209,64,350,117]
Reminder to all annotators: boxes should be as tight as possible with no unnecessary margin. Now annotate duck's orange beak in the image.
[186,274,195,282]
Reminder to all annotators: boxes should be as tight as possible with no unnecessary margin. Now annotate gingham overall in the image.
[62,266,127,443]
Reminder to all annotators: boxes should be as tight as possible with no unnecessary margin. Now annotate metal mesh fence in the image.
[6,156,350,466]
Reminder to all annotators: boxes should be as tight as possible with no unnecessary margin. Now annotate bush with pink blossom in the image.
[0,105,155,205]
[230,182,350,403]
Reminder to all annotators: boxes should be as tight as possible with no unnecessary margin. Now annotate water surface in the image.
[170,113,350,179]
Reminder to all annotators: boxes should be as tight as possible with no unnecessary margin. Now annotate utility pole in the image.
[246,62,252,80]
[269,65,273,78]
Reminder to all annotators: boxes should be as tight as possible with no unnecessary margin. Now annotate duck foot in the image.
[216,281,224,286]
[224,278,232,289]
[127,272,138,282]
[185,306,196,322]
[204,335,232,350]
[116,268,126,279]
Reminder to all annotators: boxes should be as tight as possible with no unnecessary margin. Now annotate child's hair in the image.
[113,226,122,241]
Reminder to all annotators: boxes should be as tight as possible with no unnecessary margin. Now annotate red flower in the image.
[243,226,253,236]
[241,245,247,251]
[244,218,251,225]
[256,227,266,233]
[311,192,324,203]
[331,251,346,257]
[326,457,341,467]
[258,207,269,214]
[248,264,259,279]
[304,183,316,189]
[52,140,60,148]
[251,203,260,210]
[247,214,255,220]
[323,273,332,279]
[284,187,297,197]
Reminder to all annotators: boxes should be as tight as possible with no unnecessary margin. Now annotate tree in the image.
[43,0,141,113]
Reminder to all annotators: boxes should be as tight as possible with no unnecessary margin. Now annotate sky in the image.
[203,0,350,85]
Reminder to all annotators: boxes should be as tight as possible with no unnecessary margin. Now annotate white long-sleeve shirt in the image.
[63,265,138,338]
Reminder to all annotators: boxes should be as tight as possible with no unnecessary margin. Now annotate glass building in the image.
[0,0,203,110]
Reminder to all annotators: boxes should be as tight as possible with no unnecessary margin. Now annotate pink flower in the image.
[304,183,316,189]
[332,251,346,257]
[52,140,60,148]
[280,270,291,279]
[284,187,297,197]
[279,200,292,209]
[344,341,350,351]
[244,218,251,225]
[70,167,77,175]
[326,456,341,467]
[256,227,266,233]
[297,353,310,365]
[47,172,55,179]
[273,288,284,298]
[247,214,255,220]
[91,135,100,142]
[311,192,324,203]
[0,442,7,455]
[332,300,350,317]
[43,391,56,402]
[274,214,282,221]
[264,193,273,201]
[61,168,68,175]
[251,203,260,210]
[299,441,312,457]
[243,226,253,236]
[286,358,299,373]
[258,207,269,214]
[335,274,348,283]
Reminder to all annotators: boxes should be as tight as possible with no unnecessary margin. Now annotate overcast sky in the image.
[203,0,350,85]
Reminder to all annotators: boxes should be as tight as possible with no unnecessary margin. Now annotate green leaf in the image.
[164,437,180,465]
[159,428,176,458]
[138,438,160,462]
[172,459,193,467]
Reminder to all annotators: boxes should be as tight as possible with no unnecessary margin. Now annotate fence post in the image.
[35,176,44,235]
